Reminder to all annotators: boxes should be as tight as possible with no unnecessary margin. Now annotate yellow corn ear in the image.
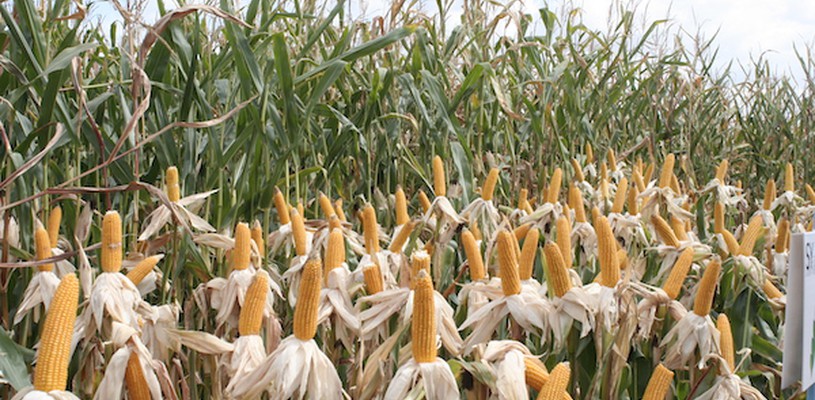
[670,216,688,242]
[611,177,629,214]
[334,199,346,222]
[166,166,181,202]
[738,215,763,256]
[363,204,380,255]
[34,274,79,392]
[546,168,563,204]
[418,190,432,214]
[785,162,795,193]
[519,228,540,280]
[544,244,572,297]
[329,215,343,231]
[600,179,610,202]
[293,259,322,340]
[644,162,655,184]
[763,279,783,299]
[233,222,252,270]
[125,352,151,400]
[519,188,533,214]
[569,184,587,223]
[274,187,291,225]
[714,202,725,234]
[591,207,601,226]
[462,230,485,281]
[556,216,573,268]
[642,364,674,400]
[628,183,640,215]
[325,228,345,272]
[514,222,533,243]
[395,186,409,226]
[607,149,617,171]
[411,251,431,280]
[498,231,521,296]
[126,255,161,286]
[651,215,680,247]
[721,230,740,256]
[776,218,790,253]
[658,154,675,189]
[662,248,694,299]
[35,228,54,272]
[389,221,415,253]
[239,272,269,336]
[586,143,594,163]
[482,168,500,201]
[433,156,446,197]
[290,209,307,257]
[600,163,608,182]
[806,184,815,204]
[101,211,123,273]
[319,192,336,219]
[717,314,736,372]
[617,249,629,270]
[363,263,384,294]
[537,363,570,400]
[763,179,776,210]
[252,221,265,260]
[596,216,620,287]
[693,258,721,316]
[47,206,61,248]
[524,358,549,391]
[715,159,729,182]
[571,159,585,182]
[633,168,645,193]
[412,270,436,363]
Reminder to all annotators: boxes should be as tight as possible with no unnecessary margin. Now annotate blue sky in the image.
[89,0,815,83]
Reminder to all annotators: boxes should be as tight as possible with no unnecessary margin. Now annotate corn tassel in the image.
[556,216,573,268]
[363,204,380,254]
[642,364,674,400]
[776,218,790,253]
[462,230,485,280]
[363,263,384,294]
[763,179,776,210]
[233,222,252,270]
[738,215,763,256]
[571,159,585,182]
[412,270,436,363]
[611,177,628,213]
[389,221,415,253]
[544,244,572,297]
[652,215,680,247]
[482,168,499,201]
[252,221,265,261]
[125,352,151,400]
[537,363,570,400]
[274,187,291,225]
[319,192,336,219]
[662,248,694,300]
[239,272,269,336]
[658,154,675,189]
[785,162,795,192]
[101,211,123,273]
[395,186,409,226]
[166,166,181,202]
[546,168,563,204]
[693,259,721,316]
[715,159,729,182]
[48,206,61,248]
[34,274,79,392]
[717,314,736,372]
[596,216,620,287]
[498,231,521,296]
[433,155,446,197]
[293,259,322,340]
[519,228,540,280]
[325,228,345,272]
[35,228,54,272]
[126,255,161,286]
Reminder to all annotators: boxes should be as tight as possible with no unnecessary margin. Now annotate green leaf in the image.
[0,329,33,391]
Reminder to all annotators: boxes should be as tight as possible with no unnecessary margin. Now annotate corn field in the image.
[1,0,814,398]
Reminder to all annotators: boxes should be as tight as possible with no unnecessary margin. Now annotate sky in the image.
[89,0,815,84]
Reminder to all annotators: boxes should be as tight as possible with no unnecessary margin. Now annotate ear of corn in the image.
[628,183,639,215]
[596,216,620,287]
[617,249,629,270]
[329,215,342,231]
[363,263,384,294]
[291,209,307,257]
[498,231,521,296]
[125,352,151,400]
[412,270,437,363]
[607,149,617,171]
[514,222,533,243]
[293,259,322,340]
[556,216,573,268]
[785,162,794,192]
[519,228,540,280]
[546,168,563,204]
[693,259,721,316]
[126,255,161,286]
[571,158,585,181]
[806,183,815,204]
[363,204,380,255]
[658,154,675,189]
[34,274,79,392]
[47,206,61,248]
[670,174,682,195]
[763,279,783,299]
[662,248,694,299]
[389,221,415,253]
[738,215,763,256]
[591,207,601,226]
[715,159,729,182]
[319,192,336,219]
[166,166,181,202]
[334,199,346,222]
[670,216,688,242]
[633,168,645,192]
[644,162,655,184]
[411,251,431,279]
[251,221,265,260]
[433,155,446,197]
[600,163,608,182]
[482,168,500,201]
[462,230,485,281]
[721,230,740,255]
[586,143,594,164]
[239,272,269,336]
[233,222,252,270]
[101,211,123,273]
[544,244,572,297]
[395,186,409,226]
[274,187,291,225]
[714,202,725,234]
[717,314,736,372]
[763,179,776,210]
[611,177,628,213]
[642,364,674,400]
[35,228,54,272]
[519,188,533,213]
[325,228,345,272]
[537,363,570,400]
[651,215,680,247]
[418,190,432,213]
[569,184,587,223]
[776,218,790,253]
[524,358,549,391]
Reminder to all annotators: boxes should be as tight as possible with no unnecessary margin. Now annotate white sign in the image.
[783,230,815,389]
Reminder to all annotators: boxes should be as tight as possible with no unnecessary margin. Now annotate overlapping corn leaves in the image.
[2,149,813,399]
